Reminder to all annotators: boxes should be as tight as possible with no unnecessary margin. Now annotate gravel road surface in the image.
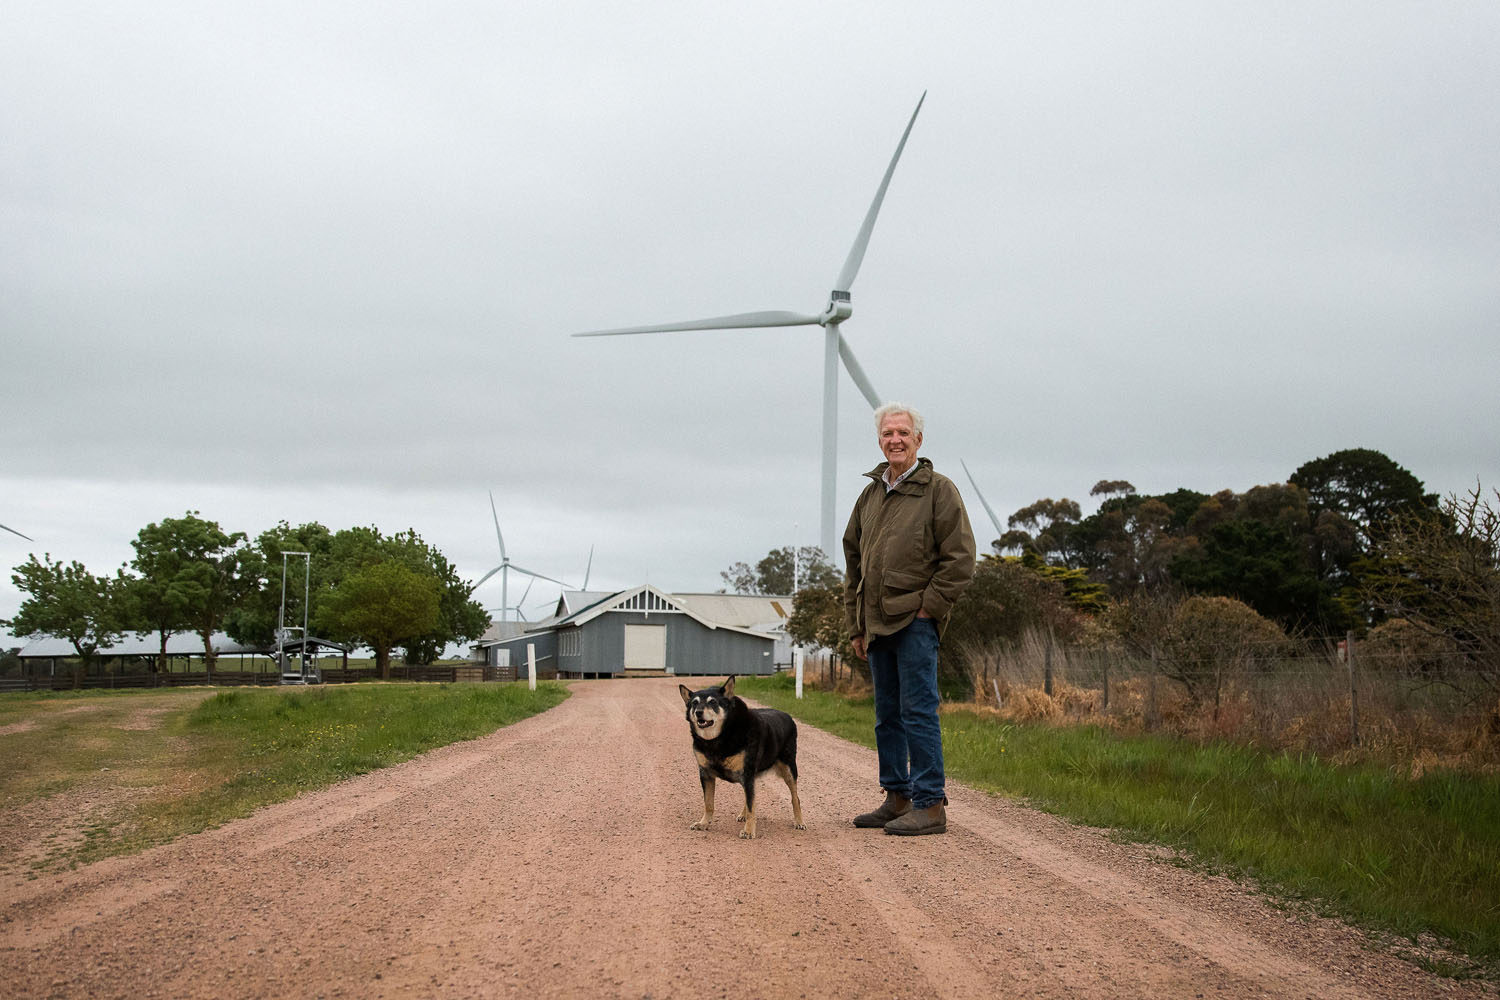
[0,678,1489,999]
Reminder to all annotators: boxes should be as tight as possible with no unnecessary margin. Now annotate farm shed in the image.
[473,585,789,680]
[8,632,349,689]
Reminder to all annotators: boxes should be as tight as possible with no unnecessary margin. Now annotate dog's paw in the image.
[689,818,711,831]
[793,821,806,830]
[738,828,755,840]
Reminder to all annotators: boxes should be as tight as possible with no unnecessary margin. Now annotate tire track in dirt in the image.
[1,678,1491,999]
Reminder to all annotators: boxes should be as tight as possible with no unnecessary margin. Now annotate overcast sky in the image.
[4,2,1498,637]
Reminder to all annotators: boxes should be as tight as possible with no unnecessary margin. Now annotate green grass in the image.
[739,673,1500,975]
[0,682,568,869]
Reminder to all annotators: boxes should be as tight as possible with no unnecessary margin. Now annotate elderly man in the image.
[843,402,976,835]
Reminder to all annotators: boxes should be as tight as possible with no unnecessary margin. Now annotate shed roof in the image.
[14,632,333,659]
[671,593,792,631]
[475,621,530,644]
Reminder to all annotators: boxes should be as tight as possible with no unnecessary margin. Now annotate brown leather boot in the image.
[883,799,946,836]
[852,790,911,828]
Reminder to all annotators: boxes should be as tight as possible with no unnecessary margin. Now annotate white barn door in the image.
[623,624,668,673]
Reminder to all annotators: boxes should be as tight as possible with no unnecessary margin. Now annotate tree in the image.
[121,561,185,676]
[227,522,486,666]
[720,547,839,595]
[942,555,1083,687]
[1172,517,1324,626]
[4,555,122,689]
[319,560,442,678]
[1070,487,1206,594]
[126,512,248,676]
[1003,498,1083,565]
[1090,480,1136,500]
[379,530,489,664]
[225,521,336,648]
[1019,551,1109,615]
[1364,486,1500,694]
[1291,448,1434,548]
[785,580,856,671]
[1167,483,1356,631]
[1107,592,1286,714]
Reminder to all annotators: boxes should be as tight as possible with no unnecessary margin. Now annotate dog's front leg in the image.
[738,776,757,839]
[690,770,715,830]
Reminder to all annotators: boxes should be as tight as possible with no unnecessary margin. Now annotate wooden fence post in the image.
[1043,634,1054,697]
[1146,646,1160,731]
[1102,655,1110,711]
[1346,630,1360,747]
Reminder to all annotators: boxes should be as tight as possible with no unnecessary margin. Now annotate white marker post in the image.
[794,647,803,700]
[527,643,537,691]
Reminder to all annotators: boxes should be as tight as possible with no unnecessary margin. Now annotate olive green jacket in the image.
[842,457,977,642]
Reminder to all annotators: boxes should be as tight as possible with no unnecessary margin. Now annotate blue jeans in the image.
[867,617,945,809]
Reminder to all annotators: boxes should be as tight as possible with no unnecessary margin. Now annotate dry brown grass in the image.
[937,638,1500,772]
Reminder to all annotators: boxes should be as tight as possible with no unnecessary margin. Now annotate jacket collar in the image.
[864,456,934,490]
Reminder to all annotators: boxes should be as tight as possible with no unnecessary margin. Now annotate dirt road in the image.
[0,679,1488,998]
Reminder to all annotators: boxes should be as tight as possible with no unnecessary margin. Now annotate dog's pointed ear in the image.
[722,676,736,698]
[679,684,693,706]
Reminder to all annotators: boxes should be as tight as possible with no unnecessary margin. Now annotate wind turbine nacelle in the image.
[821,291,853,324]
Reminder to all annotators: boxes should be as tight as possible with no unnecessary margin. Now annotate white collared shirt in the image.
[883,462,918,494]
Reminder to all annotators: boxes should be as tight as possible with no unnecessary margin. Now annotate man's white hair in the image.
[874,402,924,436]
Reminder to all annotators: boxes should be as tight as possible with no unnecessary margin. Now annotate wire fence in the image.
[948,630,1498,763]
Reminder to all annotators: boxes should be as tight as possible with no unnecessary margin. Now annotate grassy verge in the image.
[738,673,1500,977]
[0,682,568,870]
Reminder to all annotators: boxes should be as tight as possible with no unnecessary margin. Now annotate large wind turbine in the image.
[575,93,927,557]
[475,492,572,625]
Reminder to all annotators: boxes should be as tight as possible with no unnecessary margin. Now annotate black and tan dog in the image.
[679,676,805,839]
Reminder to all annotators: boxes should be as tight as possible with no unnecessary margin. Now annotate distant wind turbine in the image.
[1,523,33,542]
[582,544,594,591]
[960,459,1007,552]
[575,93,927,557]
[492,577,537,623]
[476,492,572,625]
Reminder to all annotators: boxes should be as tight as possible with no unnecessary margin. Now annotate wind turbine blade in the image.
[574,310,823,337]
[518,577,536,605]
[488,491,507,560]
[834,91,926,293]
[1,523,33,542]
[475,565,504,589]
[961,459,1006,540]
[583,544,594,590]
[837,333,883,410]
[508,564,574,589]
